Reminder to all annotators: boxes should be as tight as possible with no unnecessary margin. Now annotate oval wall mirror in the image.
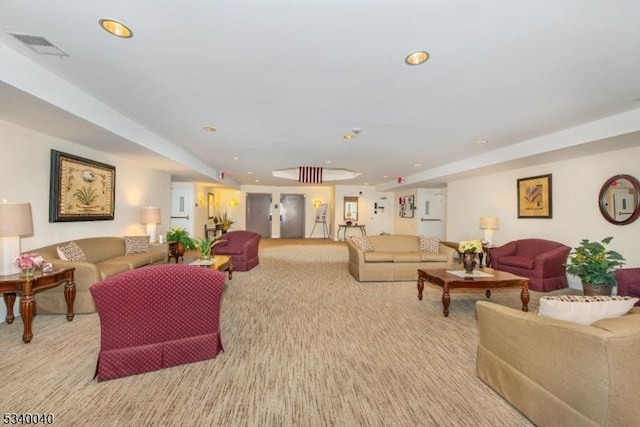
[598,174,640,225]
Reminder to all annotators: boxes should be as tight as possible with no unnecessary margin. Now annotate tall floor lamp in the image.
[0,200,34,276]
[479,216,499,246]
[140,206,161,243]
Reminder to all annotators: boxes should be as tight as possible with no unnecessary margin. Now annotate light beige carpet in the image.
[0,239,562,426]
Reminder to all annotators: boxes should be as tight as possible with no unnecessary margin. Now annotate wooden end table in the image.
[189,255,233,280]
[0,268,75,343]
[417,268,529,317]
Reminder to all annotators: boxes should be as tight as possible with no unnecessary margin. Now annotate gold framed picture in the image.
[517,174,552,218]
[49,150,116,222]
[208,192,215,219]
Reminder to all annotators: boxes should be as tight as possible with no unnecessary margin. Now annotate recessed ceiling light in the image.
[203,126,216,133]
[247,171,253,175]
[405,51,430,66]
[255,179,260,183]
[414,163,421,167]
[343,134,355,140]
[99,19,133,38]
[324,160,332,164]
[475,140,488,145]
[232,156,240,160]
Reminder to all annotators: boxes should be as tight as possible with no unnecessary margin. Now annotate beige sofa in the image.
[347,234,456,281]
[476,301,640,426]
[33,237,168,314]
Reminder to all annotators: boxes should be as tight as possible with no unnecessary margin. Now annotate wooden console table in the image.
[337,224,367,241]
[0,268,75,343]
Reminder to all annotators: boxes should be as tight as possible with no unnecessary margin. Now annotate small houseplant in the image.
[166,227,196,260]
[194,236,224,260]
[565,236,625,296]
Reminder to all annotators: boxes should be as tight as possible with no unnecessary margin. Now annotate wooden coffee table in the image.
[189,255,233,280]
[417,268,529,317]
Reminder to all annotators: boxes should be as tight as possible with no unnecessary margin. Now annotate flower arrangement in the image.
[458,239,483,254]
[14,253,44,270]
[565,236,625,287]
[220,212,234,231]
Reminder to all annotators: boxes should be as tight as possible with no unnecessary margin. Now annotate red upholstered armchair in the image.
[489,238,570,292]
[90,264,225,381]
[616,267,640,305]
[211,230,261,271]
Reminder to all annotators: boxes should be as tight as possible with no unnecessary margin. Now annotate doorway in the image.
[417,190,445,239]
[280,194,305,238]
[246,193,272,237]
[170,183,194,236]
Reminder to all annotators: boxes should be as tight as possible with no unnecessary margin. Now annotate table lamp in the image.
[140,206,161,243]
[0,200,34,276]
[479,216,499,245]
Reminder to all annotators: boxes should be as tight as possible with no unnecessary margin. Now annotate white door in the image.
[417,191,445,239]
[170,183,194,237]
[614,193,634,221]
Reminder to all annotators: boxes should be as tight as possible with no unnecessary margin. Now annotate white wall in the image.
[213,185,333,238]
[447,144,640,288]
[0,119,171,321]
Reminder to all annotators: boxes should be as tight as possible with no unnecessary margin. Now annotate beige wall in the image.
[0,119,172,320]
[447,144,640,288]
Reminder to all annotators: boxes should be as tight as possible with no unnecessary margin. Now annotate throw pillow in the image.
[56,241,88,262]
[124,235,151,255]
[537,295,639,325]
[418,235,440,253]
[351,236,375,252]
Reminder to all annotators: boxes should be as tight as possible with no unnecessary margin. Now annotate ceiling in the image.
[1,1,639,190]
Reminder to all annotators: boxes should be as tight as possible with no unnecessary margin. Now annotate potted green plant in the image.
[194,236,225,261]
[565,236,625,296]
[194,236,214,260]
[166,227,196,260]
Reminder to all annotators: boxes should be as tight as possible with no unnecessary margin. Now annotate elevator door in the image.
[280,194,305,238]
[246,193,272,237]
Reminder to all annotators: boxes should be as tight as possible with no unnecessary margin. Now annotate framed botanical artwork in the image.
[517,174,552,218]
[208,193,215,219]
[49,150,116,222]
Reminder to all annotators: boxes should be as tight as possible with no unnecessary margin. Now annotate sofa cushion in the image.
[106,254,153,269]
[537,295,640,325]
[124,235,150,255]
[96,262,131,280]
[351,236,375,252]
[417,252,449,262]
[364,252,394,262]
[393,252,422,262]
[57,241,88,262]
[500,256,534,270]
[418,235,440,253]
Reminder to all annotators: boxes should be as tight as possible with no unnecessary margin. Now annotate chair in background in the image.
[90,264,225,381]
[616,267,640,305]
[211,230,261,271]
[489,238,570,292]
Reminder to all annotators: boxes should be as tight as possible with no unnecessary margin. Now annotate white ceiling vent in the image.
[6,32,69,57]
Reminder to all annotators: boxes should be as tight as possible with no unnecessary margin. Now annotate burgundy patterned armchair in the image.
[212,230,261,271]
[616,267,640,305]
[90,264,225,381]
[489,238,570,292]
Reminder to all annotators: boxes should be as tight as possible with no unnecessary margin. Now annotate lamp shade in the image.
[0,200,33,236]
[140,206,161,225]
[479,216,499,230]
